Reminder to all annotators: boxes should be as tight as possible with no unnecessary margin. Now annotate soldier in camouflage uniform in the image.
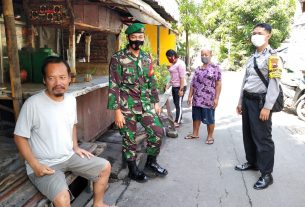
[107,23,168,182]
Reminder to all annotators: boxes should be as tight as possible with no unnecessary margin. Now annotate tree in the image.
[198,0,296,70]
[177,0,202,69]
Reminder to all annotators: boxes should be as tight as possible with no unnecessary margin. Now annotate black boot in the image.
[145,155,168,176]
[127,161,148,182]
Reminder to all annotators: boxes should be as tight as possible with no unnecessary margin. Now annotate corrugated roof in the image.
[142,0,179,22]
[96,0,173,28]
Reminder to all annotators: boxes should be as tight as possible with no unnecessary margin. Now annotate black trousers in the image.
[172,86,186,123]
[242,93,274,175]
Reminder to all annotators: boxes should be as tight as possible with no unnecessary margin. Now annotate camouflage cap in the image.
[125,23,145,35]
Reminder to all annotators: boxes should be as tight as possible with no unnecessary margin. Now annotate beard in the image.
[54,93,64,97]
[52,85,65,97]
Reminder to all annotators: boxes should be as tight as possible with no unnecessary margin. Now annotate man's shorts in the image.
[28,154,109,202]
[192,106,215,125]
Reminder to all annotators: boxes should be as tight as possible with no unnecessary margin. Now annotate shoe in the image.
[253,174,273,190]
[127,161,148,183]
[234,162,258,171]
[145,155,168,176]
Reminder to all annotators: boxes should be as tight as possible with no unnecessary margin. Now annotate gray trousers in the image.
[242,94,275,175]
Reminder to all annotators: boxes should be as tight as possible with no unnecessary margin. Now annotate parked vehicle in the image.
[281,70,305,121]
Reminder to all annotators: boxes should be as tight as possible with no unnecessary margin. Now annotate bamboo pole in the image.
[2,0,23,120]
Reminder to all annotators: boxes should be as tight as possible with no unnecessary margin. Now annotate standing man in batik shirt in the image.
[107,23,168,182]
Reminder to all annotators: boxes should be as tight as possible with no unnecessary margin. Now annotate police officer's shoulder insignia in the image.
[268,53,282,79]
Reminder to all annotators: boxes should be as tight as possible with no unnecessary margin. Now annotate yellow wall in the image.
[145,25,176,65]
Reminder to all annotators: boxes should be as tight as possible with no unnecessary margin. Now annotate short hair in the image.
[200,47,212,55]
[253,23,272,33]
[41,56,71,78]
[166,49,178,58]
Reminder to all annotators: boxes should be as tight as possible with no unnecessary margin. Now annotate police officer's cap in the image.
[125,23,145,35]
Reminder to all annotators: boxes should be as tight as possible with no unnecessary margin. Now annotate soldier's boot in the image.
[145,155,168,176]
[127,160,148,182]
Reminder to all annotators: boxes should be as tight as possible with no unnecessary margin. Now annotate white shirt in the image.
[14,91,77,174]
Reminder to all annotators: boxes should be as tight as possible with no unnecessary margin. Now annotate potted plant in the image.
[84,67,97,82]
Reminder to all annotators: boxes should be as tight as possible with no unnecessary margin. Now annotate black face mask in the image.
[129,39,144,50]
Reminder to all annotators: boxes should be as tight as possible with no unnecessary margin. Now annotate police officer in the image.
[107,23,168,182]
[235,23,282,190]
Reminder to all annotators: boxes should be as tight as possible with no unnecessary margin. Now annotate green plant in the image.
[88,67,97,75]
[154,64,170,93]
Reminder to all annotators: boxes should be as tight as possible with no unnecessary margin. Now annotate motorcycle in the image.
[281,70,305,122]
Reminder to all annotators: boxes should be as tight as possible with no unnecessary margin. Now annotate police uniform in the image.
[107,23,167,181]
[238,45,282,176]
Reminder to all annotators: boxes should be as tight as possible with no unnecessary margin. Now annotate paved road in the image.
[106,71,305,207]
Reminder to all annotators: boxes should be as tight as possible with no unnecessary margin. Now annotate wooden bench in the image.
[0,142,106,207]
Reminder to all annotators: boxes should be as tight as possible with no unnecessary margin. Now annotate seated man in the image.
[14,56,111,207]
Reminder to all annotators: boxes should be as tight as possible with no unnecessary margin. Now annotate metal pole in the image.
[157,25,160,65]
[2,0,23,120]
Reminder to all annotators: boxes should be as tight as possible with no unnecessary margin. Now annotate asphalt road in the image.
[106,71,305,207]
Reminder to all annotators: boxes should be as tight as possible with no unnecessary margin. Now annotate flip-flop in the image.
[205,138,214,145]
[184,134,199,139]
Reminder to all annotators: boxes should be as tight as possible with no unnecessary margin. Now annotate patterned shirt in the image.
[191,63,222,108]
[107,47,159,114]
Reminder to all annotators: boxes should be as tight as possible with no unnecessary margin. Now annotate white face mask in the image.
[251,34,266,47]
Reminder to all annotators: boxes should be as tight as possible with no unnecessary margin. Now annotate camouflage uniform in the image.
[107,47,163,161]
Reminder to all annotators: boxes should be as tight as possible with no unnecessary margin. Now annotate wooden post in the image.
[22,0,35,49]
[68,23,76,74]
[66,0,76,74]
[2,0,23,120]
[0,24,4,84]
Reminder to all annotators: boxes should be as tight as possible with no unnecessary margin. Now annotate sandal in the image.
[174,122,180,128]
[185,134,199,139]
[205,138,214,145]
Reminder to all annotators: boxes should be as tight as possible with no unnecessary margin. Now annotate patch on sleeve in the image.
[268,55,282,79]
